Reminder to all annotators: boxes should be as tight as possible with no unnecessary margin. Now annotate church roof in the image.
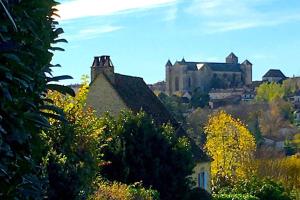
[263,69,286,78]
[176,61,241,72]
[205,63,241,72]
[101,73,210,161]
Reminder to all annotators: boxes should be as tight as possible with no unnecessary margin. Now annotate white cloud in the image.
[64,25,123,41]
[57,0,177,21]
[185,0,300,33]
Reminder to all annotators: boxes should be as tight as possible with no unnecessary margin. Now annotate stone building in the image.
[262,69,286,83]
[165,53,252,95]
[86,55,212,192]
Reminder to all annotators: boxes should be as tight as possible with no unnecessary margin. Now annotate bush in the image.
[213,194,259,200]
[91,181,159,200]
[223,177,293,200]
[184,188,212,200]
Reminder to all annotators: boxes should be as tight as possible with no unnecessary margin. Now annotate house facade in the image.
[86,55,212,192]
[262,69,286,83]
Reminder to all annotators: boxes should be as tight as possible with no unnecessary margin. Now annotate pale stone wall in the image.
[263,77,283,83]
[190,162,211,192]
[86,73,128,117]
[209,89,244,100]
[166,61,249,95]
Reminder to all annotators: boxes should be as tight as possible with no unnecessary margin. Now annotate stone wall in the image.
[190,161,211,192]
[86,73,128,117]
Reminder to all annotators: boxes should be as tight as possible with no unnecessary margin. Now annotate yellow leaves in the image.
[204,110,256,181]
[255,155,300,191]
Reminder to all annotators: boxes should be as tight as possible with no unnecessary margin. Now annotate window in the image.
[188,77,192,88]
[198,171,208,190]
[175,77,179,91]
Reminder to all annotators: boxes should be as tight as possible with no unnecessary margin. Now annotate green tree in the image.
[190,89,209,108]
[282,78,300,97]
[158,92,188,124]
[41,80,104,199]
[100,111,195,200]
[0,1,73,198]
[256,82,285,102]
[227,177,293,200]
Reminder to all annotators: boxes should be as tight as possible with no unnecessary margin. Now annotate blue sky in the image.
[53,0,300,84]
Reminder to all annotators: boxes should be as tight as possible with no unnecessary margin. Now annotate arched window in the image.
[175,77,179,91]
[188,77,192,88]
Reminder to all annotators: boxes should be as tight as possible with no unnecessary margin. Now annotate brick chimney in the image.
[91,55,115,82]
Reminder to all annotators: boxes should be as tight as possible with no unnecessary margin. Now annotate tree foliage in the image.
[190,89,209,108]
[282,78,300,97]
[219,177,293,200]
[91,180,159,200]
[254,155,300,193]
[204,111,256,189]
[158,92,189,124]
[99,110,195,200]
[0,0,73,198]
[256,82,285,102]
[41,79,105,199]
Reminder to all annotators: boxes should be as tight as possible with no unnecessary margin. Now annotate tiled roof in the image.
[263,69,286,78]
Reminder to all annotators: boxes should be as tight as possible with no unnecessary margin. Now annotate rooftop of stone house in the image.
[263,69,286,78]
[92,58,210,161]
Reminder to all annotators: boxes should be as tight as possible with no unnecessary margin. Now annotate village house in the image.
[86,55,212,192]
[262,69,286,83]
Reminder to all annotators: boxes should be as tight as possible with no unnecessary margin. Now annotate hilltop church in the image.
[165,53,252,95]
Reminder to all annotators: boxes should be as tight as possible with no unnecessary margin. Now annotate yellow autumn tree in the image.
[204,110,256,186]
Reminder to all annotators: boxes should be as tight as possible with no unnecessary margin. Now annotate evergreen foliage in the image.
[100,110,195,200]
[190,89,209,108]
[0,0,73,198]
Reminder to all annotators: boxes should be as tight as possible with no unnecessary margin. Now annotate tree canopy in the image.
[100,110,195,200]
[0,1,73,198]
[204,110,256,189]
[256,82,285,102]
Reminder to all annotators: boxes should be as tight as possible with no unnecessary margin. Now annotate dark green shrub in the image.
[0,0,73,198]
[100,110,195,200]
[184,188,212,200]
